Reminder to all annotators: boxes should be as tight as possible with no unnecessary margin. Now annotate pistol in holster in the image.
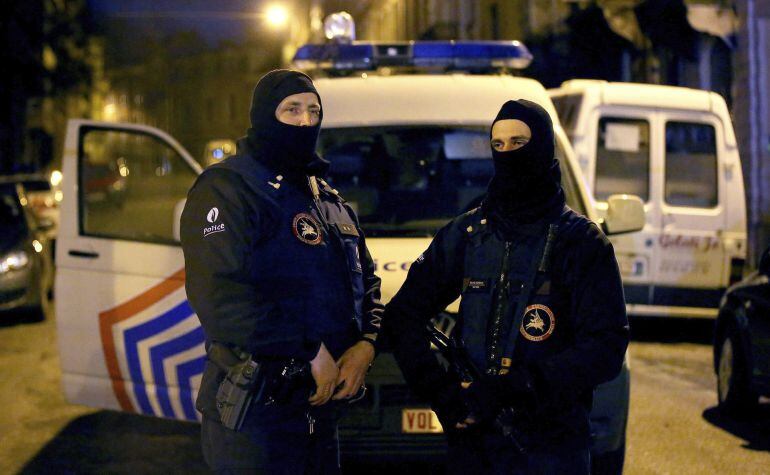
[208,342,311,431]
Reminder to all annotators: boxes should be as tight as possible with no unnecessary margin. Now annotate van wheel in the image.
[716,321,757,415]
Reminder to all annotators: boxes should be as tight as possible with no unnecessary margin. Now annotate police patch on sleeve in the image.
[520,304,556,342]
[293,213,323,245]
[203,206,226,237]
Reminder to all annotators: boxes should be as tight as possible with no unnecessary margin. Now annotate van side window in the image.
[595,117,650,202]
[78,128,197,244]
[664,122,718,208]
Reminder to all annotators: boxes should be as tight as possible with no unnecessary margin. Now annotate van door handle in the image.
[68,250,99,259]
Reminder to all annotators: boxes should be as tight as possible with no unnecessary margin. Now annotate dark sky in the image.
[88,0,270,45]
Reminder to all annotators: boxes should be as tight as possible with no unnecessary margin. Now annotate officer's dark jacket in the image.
[386,206,629,450]
[180,144,383,418]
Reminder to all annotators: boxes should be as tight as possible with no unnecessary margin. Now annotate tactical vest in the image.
[215,153,365,359]
[458,210,575,373]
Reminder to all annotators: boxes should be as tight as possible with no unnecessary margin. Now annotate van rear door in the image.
[56,120,204,421]
[575,102,729,316]
[654,112,727,313]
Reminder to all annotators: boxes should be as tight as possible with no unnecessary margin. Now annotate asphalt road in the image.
[0,312,768,474]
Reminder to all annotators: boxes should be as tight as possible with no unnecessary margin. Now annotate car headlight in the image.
[0,251,30,274]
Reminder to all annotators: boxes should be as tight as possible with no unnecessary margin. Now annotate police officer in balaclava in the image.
[181,70,383,474]
[385,99,628,474]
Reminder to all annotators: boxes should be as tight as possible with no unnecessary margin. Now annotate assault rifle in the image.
[425,324,527,453]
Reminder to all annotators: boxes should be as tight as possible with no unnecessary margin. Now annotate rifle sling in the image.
[499,223,558,368]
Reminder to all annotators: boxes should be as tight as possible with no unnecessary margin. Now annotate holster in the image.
[208,343,312,431]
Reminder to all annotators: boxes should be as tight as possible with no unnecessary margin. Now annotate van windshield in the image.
[319,126,582,237]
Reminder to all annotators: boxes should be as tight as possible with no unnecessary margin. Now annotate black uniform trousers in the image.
[202,402,341,475]
[446,428,590,475]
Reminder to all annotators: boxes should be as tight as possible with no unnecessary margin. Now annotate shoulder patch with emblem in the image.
[520,304,556,342]
[203,206,226,237]
[293,213,323,245]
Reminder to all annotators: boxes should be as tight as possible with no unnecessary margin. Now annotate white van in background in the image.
[550,80,747,319]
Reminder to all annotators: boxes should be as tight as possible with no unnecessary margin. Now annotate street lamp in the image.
[265,4,289,28]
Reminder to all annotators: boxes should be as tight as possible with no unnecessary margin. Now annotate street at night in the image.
[1,311,768,474]
[4,1,770,474]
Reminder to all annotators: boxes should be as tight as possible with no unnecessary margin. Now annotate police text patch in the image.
[203,223,226,237]
[203,206,225,237]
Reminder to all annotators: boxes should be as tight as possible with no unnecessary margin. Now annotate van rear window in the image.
[595,117,650,202]
[664,122,718,208]
[319,126,582,237]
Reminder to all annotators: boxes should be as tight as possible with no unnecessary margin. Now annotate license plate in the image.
[401,408,444,433]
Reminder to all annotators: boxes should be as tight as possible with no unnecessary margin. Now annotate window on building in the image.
[595,117,650,202]
[664,121,718,208]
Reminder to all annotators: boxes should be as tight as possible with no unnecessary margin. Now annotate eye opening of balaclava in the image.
[246,69,329,179]
[484,99,565,222]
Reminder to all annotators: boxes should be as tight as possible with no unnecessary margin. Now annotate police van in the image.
[549,80,747,318]
[55,15,643,472]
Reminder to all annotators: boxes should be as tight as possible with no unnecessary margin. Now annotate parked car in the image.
[83,160,128,207]
[0,181,54,320]
[713,244,770,415]
[3,172,62,239]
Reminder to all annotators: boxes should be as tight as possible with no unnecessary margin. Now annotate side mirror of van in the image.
[759,246,770,276]
[601,194,645,236]
[173,198,186,242]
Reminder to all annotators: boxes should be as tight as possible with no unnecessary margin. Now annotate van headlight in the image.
[0,251,29,274]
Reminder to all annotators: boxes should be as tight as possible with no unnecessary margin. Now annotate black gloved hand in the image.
[431,381,471,430]
[491,363,538,413]
[461,378,505,426]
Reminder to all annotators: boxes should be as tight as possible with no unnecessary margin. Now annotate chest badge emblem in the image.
[520,304,556,342]
[293,213,323,245]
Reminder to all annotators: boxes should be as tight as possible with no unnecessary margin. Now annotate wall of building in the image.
[734,0,770,263]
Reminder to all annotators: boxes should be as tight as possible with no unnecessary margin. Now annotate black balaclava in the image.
[484,99,565,224]
[245,69,329,183]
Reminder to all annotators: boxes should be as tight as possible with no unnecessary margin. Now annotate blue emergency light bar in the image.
[293,40,533,72]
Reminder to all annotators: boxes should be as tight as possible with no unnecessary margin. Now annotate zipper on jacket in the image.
[486,240,513,374]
